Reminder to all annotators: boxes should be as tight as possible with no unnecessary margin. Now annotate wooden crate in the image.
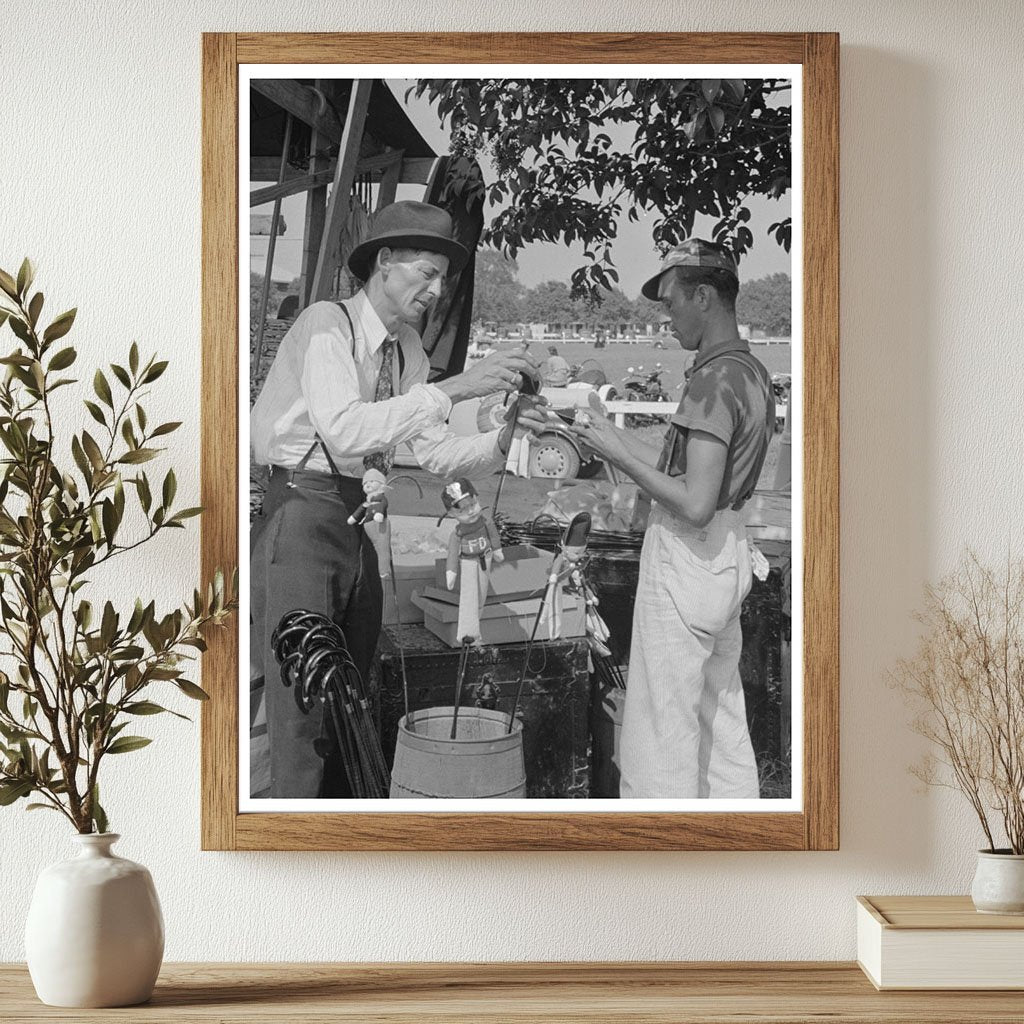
[376,624,590,798]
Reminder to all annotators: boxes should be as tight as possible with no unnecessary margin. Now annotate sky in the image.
[251,78,792,296]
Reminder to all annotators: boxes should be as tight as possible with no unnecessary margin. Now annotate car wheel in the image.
[529,432,582,479]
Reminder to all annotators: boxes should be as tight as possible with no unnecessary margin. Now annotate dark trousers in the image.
[251,467,382,798]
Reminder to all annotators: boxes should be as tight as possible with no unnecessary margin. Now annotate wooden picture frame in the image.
[201,32,839,851]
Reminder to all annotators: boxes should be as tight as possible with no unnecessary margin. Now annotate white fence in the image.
[603,400,787,429]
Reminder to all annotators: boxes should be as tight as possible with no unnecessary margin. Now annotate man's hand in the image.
[436,345,542,404]
[497,393,550,453]
[569,413,632,468]
[445,570,457,590]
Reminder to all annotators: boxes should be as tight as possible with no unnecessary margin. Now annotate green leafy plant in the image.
[0,259,236,833]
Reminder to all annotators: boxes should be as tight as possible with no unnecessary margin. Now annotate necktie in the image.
[363,337,396,475]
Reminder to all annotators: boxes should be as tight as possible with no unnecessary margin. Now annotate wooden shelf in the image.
[3,962,1024,1022]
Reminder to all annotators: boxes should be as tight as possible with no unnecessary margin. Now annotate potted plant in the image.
[895,552,1024,913]
[0,260,236,1005]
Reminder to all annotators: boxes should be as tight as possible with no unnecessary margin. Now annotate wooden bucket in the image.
[390,706,527,799]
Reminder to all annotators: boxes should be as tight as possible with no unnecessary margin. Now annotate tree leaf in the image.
[0,779,33,805]
[176,679,210,701]
[149,421,181,438]
[93,369,113,408]
[91,784,108,834]
[121,418,137,449]
[83,400,107,427]
[136,473,152,513]
[110,363,131,389]
[81,431,105,472]
[105,736,152,754]
[162,468,176,509]
[0,269,18,300]
[48,346,77,371]
[42,308,76,344]
[16,258,35,298]
[124,701,168,715]
[100,601,117,647]
[118,448,158,465]
[129,342,139,375]
[142,360,168,383]
[168,507,202,523]
[27,292,43,328]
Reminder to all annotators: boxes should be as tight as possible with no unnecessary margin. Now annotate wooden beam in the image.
[250,157,306,183]
[400,156,435,185]
[250,154,435,193]
[251,79,343,143]
[311,79,373,302]
[300,79,329,309]
[376,149,403,209]
[250,170,333,207]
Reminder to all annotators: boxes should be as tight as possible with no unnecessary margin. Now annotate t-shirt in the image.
[656,341,774,511]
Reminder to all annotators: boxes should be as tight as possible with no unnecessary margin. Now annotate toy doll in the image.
[441,478,504,643]
[541,511,592,639]
[346,468,388,525]
[346,468,391,574]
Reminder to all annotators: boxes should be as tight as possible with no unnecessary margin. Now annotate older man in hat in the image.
[571,239,774,799]
[250,200,546,798]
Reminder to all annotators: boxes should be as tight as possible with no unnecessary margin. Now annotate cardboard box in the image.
[430,543,552,601]
[411,591,585,647]
[384,515,454,625]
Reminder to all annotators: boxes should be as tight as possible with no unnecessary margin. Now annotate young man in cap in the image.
[251,200,546,798]
[571,239,774,799]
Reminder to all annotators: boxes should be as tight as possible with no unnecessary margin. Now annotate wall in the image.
[1,1,1021,961]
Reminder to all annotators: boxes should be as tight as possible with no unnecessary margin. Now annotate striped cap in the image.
[640,239,738,300]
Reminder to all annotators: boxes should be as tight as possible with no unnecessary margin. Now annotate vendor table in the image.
[376,624,590,798]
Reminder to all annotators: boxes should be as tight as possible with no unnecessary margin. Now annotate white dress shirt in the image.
[251,291,504,479]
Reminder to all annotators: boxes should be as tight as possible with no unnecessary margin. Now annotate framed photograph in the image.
[201,32,838,850]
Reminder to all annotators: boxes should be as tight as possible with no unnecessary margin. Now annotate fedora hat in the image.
[347,200,469,281]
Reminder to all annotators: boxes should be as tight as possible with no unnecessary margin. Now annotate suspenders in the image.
[288,301,404,486]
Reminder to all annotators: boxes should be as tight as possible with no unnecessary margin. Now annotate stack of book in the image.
[857,895,1024,990]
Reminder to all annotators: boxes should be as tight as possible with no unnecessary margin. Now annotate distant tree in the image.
[736,272,791,336]
[581,287,640,330]
[521,280,577,325]
[413,77,791,301]
[471,250,526,324]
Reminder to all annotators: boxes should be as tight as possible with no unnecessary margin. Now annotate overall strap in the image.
[704,350,775,511]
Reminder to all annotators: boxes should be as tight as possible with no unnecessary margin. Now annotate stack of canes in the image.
[272,610,390,798]
[506,511,610,732]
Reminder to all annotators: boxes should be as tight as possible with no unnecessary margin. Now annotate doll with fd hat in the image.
[441,478,503,643]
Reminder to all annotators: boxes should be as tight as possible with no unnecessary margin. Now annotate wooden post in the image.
[375,150,404,210]
[310,79,373,302]
[299,79,329,310]
[252,112,293,373]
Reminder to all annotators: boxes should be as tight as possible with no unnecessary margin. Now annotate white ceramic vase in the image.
[24,833,164,1007]
[970,849,1024,915]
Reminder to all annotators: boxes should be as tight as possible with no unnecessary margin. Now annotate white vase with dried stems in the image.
[895,552,1024,914]
[0,259,236,1004]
